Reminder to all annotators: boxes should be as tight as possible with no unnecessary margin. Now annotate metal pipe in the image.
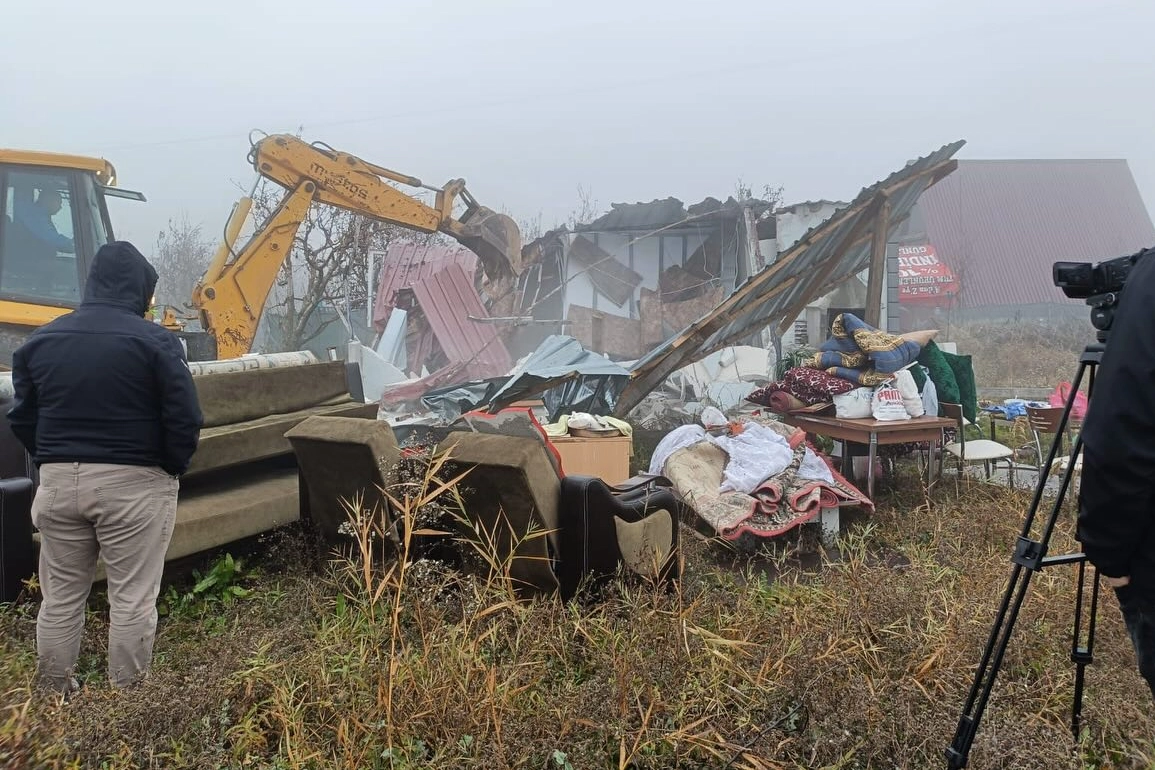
[187,350,318,377]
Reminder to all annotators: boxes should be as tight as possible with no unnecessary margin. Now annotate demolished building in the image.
[365,140,966,421]
[511,196,775,359]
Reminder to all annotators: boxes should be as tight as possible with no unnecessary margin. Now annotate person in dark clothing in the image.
[1078,245,1155,701]
[7,240,203,695]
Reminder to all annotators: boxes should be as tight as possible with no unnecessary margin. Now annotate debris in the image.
[567,235,643,307]
[616,140,966,416]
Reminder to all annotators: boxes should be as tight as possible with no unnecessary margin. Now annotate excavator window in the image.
[0,167,88,306]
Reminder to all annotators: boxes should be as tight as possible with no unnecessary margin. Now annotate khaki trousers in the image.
[31,462,178,691]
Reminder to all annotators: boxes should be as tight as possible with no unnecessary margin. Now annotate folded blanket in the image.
[813,349,868,370]
[826,365,893,388]
[747,366,858,408]
[805,314,928,387]
[655,417,873,541]
[834,313,922,374]
[767,391,807,414]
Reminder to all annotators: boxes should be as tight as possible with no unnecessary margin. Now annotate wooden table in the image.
[782,413,956,499]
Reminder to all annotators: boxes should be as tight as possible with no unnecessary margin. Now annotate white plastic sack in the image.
[871,383,910,421]
[700,406,728,430]
[833,387,875,419]
[894,369,924,418]
[920,365,939,418]
[567,412,600,430]
[798,446,835,484]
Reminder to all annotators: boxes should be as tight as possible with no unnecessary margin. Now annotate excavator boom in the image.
[194,134,522,359]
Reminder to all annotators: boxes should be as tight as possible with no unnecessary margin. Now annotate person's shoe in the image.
[34,673,81,702]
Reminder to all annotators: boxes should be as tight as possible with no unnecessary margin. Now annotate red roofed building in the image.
[894,159,1155,331]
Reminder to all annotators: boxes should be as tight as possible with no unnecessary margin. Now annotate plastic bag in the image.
[833,387,874,419]
[871,383,911,421]
[1049,382,1088,420]
[700,405,727,429]
[920,365,939,418]
[894,369,924,417]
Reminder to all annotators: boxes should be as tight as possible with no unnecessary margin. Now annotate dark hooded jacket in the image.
[6,241,203,476]
[1078,246,1155,587]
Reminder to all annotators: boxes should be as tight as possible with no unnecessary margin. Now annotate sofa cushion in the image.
[437,432,562,597]
[284,415,402,541]
[194,361,351,428]
[187,401,378,477]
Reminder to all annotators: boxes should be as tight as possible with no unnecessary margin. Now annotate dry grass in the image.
[949,318,1092,390]
[1,457,1153,769]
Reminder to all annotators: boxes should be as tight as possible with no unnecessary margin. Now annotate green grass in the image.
[1,458,1153,769]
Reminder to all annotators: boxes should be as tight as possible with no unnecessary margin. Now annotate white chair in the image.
[941,402,1019,486]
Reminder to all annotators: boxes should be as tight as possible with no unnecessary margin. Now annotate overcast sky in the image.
[5,0,1153,253]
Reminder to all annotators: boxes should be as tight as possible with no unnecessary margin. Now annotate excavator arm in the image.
[192,133,522,360]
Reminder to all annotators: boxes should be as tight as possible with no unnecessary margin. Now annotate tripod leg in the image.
[1070,561,1101,740]
[945,349,1099,769]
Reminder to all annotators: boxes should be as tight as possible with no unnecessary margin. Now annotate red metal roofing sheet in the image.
[410,263,512,379]
[372,242,478,331]
[917,159,1155,311]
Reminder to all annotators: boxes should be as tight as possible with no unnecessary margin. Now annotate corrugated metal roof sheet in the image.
[577,195,773,232]
[372,242,478,330]
[917,159,1155,310]
[777,199,849,215]
[581,198,689,231]
[410,263,512,379]
[614,140,966,416]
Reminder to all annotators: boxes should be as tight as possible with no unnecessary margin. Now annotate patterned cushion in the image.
[835,313,922,374]
[812,349,869,369]
[747,366,858,407]
[826,366,893,388]
[901,329,939,347]
[818,333,868,369]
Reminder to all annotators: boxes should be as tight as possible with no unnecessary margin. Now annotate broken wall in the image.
[767,200,896,348]
[562,228,714,318]
[638,286,727,348]
[566,304,645,359]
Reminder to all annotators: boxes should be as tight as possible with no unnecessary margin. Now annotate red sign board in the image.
[897,244,959,303]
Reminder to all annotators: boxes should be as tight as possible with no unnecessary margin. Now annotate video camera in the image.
[1053,248,1152,338]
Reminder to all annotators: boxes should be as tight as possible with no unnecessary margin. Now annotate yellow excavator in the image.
[0,135,525,602]
[0,148,146,364]
[181,132,523,359]
[0,133,523,364]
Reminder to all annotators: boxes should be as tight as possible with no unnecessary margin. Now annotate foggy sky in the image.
[5,0,1153,258]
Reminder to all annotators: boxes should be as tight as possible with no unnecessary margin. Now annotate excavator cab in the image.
[0,150,145,366]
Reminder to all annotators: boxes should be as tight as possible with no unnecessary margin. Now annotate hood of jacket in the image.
[82,241,158,316]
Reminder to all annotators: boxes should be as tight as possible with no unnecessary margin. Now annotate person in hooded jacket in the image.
[7,240,203,695]
[1078,244,1155,701]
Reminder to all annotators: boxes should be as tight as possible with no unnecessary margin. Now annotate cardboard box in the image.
[549,434,632,485]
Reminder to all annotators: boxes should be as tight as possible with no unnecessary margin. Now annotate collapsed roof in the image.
[613,140,967,416]
[576,195,775,233]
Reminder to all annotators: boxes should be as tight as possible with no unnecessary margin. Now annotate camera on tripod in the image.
[1053,250,1147,337]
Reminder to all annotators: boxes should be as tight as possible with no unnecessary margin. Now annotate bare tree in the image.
[733,178,784,209]
[564,184,601,229]
[152,214,213,312]
[249,180,440,353]
[517,210,544,243]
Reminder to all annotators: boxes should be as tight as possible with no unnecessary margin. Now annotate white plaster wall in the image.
[561,229,709,321]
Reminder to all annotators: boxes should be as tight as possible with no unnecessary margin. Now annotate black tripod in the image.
[945,341,1103,769]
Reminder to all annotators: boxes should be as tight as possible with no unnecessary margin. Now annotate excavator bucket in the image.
[454,207,524,285]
